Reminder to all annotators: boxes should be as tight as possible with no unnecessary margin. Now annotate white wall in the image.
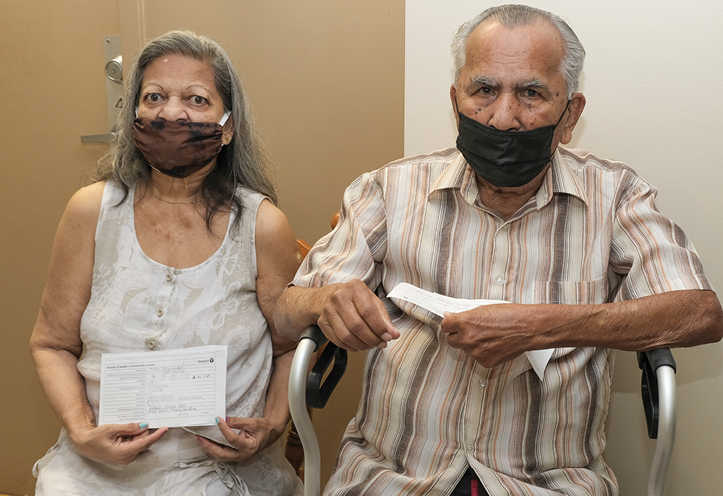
[405,1,723,494]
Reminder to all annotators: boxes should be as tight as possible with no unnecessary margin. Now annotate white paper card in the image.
[387,283,554,379]
[99,345,227,428]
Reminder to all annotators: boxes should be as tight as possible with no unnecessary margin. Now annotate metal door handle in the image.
[81,36,122,144]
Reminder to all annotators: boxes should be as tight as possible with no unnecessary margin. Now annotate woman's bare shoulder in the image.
[63,181,106,228]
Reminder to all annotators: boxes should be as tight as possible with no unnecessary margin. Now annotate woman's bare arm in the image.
[30,182,166,464]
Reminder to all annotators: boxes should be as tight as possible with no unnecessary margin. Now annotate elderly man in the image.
[276,4,723,495]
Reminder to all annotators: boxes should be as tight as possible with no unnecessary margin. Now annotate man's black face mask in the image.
[456,101,570,188]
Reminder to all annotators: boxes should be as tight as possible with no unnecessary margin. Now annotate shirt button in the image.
[146,340,156,350]
[480,379,487,388]
[467,444,475,451]
[165,273,173,282]
[496,277,506,286]
[157,309,164,317]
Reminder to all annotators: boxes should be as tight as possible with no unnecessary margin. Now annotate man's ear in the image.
[560,93,585,145]
[450,84,460,127]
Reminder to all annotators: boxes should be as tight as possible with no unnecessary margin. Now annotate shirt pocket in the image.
[533,277,608,305]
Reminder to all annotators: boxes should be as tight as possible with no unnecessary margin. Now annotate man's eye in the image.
[523,89,540,98]
[479,87,492,95]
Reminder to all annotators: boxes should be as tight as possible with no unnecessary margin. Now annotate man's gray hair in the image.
[451,4,585,97]
[95,30,276,229]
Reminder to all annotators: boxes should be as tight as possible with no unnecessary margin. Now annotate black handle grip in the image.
[637,348,676,439]
[299,325,329,351]
[638,348,676,373]
[306,340,348,409]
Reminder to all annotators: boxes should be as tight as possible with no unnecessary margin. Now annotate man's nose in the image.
[486,94,521,131]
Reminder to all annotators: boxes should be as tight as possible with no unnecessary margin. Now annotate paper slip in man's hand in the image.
[387,283,554,379]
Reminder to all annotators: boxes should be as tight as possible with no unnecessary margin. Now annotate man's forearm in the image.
[442,289,723,368]
[538,289,723,351]
[274,286,324,340]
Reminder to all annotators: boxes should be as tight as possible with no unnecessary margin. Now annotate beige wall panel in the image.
[121,0,405,488]
[124,0,405,244]
[0,1,120,494]
[0,1,402,493]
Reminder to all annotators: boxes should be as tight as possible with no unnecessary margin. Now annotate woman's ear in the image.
[222,114,235,145]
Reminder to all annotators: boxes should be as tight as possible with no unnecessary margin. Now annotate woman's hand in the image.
[195,201,298,463]
[196,416,282,463]
[71,422,168,465]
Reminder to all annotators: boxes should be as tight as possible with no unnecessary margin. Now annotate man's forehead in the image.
[461,18,565,85]
[465,18,564,62]
[471,16,562,41]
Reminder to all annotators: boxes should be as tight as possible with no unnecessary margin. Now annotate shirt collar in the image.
[537,149,589,208]
[430,148,589,208]
[429,151,478,204]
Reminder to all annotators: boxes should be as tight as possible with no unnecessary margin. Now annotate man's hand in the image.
[440,303,542,367]
[70,422,168,465]
[316,280,399,351]
[442,289,723,368]
[197,417,281,463]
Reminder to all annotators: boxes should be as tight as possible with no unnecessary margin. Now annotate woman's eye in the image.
[145,93,161,103]
[191,95,208,105]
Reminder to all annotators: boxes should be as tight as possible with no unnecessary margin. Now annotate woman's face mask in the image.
[132,111,231,178]
[456,101,570,188]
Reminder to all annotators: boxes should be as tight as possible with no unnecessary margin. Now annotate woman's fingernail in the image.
[215,417,220,424]
[225,417,229,422]
[139,422,148,429]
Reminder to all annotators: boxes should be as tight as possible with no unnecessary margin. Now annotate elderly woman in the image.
[30,31,302,495]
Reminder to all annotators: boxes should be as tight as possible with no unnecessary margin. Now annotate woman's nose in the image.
[157,98,188,121]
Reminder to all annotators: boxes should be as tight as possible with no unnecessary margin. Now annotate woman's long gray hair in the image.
[94,30,276,230]
[451,4,585,98]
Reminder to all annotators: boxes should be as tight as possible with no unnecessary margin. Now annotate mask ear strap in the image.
[135,106,139,118]
[555,100,572,126]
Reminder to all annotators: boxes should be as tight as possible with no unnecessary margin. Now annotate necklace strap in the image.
[151,191,201,205]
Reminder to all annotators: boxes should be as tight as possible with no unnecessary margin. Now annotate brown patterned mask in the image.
[132,113,230,178]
